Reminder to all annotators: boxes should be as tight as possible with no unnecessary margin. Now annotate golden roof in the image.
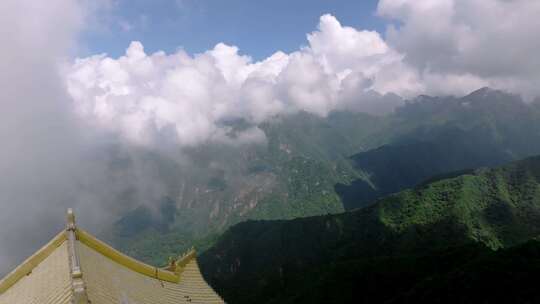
[0,209,224,304]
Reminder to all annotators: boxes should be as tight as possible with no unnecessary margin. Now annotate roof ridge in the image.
[0,209,201,297]
[67,208,89,304]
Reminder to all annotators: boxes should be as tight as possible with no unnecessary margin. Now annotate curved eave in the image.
[0,231,67,294]
[75,228,195,283]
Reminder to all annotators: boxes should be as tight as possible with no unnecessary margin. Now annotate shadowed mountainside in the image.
[200,155,540,303]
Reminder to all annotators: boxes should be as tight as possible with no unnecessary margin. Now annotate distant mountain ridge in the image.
[337,87,540,209]
[200,155,540,303]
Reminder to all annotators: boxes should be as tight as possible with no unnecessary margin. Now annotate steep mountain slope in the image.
[106,111,386,265]
[200,155,540,303]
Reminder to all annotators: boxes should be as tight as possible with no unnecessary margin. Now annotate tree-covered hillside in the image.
[200,155,540,303]
[204,241,540,304]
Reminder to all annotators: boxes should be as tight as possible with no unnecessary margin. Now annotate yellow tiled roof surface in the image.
[79,241,223,304]
[0,222,224,304]
[0,239,72,304]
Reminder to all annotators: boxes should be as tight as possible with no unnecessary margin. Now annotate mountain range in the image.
[107,88,540,271]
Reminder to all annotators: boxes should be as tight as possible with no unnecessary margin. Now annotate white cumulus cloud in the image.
[377,0,540,98]
[66,14,410,147]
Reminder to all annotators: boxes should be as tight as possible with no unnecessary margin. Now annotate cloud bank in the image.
[0,0,170,274]
[66,14,410,147]
[377,0,540,97]
[0,0,89,272]
[68,0,540,148]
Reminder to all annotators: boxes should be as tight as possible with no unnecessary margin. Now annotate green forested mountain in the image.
[200,155,540,303]
[108,88,540,267]
[203,241,540,303]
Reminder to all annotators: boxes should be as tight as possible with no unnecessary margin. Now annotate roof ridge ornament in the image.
[164,247,197,274]
[66,208,76,231]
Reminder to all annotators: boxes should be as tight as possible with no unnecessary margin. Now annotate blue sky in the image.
[82,0,383,60]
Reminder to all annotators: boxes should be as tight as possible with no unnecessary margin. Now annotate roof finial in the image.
[66,208,76,231]
[165,256,178,272]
